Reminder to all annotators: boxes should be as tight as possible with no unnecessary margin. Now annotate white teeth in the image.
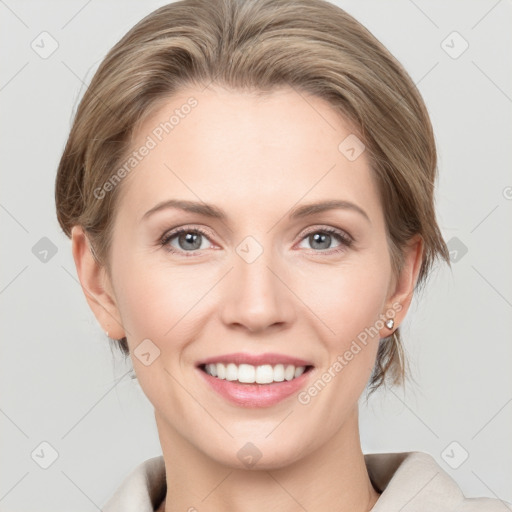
[273,364,285,382]
[225,363,238,381]
[203,363,308,383]
[216,363,225,379]
[206,363,217,377]
[284,364,295,381]
[239,364,255,383]
[255,364,273,384]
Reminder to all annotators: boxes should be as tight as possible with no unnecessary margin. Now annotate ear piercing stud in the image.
[385,319,394,329]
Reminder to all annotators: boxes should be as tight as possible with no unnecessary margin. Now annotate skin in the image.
[71,85,422,512]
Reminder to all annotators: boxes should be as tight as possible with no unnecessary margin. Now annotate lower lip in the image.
[196,366,314,408]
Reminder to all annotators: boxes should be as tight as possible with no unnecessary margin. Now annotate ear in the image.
[70,225,126,340]
[380,234,423,337]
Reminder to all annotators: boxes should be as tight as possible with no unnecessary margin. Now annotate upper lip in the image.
[196,352,314,367]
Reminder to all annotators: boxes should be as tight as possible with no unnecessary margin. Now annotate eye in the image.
[160,227,214,255]
[297,226,353,253]
[160,225,353,256]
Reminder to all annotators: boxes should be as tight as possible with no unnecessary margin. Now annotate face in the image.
[74,85,420,469]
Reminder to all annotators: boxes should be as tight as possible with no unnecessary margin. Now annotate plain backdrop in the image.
[1,0,511,510]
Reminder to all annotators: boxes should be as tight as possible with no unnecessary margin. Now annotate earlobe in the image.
[70,225,126,340]
[380,235,424,336]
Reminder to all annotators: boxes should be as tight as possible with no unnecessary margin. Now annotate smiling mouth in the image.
[198,363,314,385]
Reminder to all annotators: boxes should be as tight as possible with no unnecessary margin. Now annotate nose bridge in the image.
[220,235,294,331]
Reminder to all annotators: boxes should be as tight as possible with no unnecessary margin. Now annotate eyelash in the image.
[159,225,353,257]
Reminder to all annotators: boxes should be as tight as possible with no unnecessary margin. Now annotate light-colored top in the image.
[102,451,511,511]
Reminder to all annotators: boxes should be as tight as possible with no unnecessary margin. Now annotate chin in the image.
[202,433,313,472]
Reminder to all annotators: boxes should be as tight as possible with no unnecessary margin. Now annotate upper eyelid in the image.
[161,225,216,243]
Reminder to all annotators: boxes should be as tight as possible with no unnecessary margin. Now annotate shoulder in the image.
[102,455,166,512]
[365,451,511,512]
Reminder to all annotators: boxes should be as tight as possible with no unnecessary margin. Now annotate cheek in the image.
[112,262,200,404]
[293,265,389,411]
[114,263,193,344]
[294,259,390,341]
[291,257,390,400]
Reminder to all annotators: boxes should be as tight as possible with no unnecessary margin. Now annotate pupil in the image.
[180,232,201,250]
[311,232,330,250]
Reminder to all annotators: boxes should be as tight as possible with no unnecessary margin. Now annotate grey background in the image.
[1,0,511,510]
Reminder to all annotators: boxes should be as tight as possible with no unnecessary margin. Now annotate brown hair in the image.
[55,0,450,396]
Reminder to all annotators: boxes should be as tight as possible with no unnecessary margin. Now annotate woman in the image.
[54,0,510,510]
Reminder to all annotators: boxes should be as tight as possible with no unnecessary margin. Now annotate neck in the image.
[155,407,381,512]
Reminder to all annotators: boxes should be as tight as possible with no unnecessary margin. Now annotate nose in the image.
[219,246,297,333]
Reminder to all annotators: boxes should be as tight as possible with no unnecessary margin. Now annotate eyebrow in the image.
[141,198,370,224]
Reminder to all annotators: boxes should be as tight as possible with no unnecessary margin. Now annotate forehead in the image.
[114,85,381,226]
